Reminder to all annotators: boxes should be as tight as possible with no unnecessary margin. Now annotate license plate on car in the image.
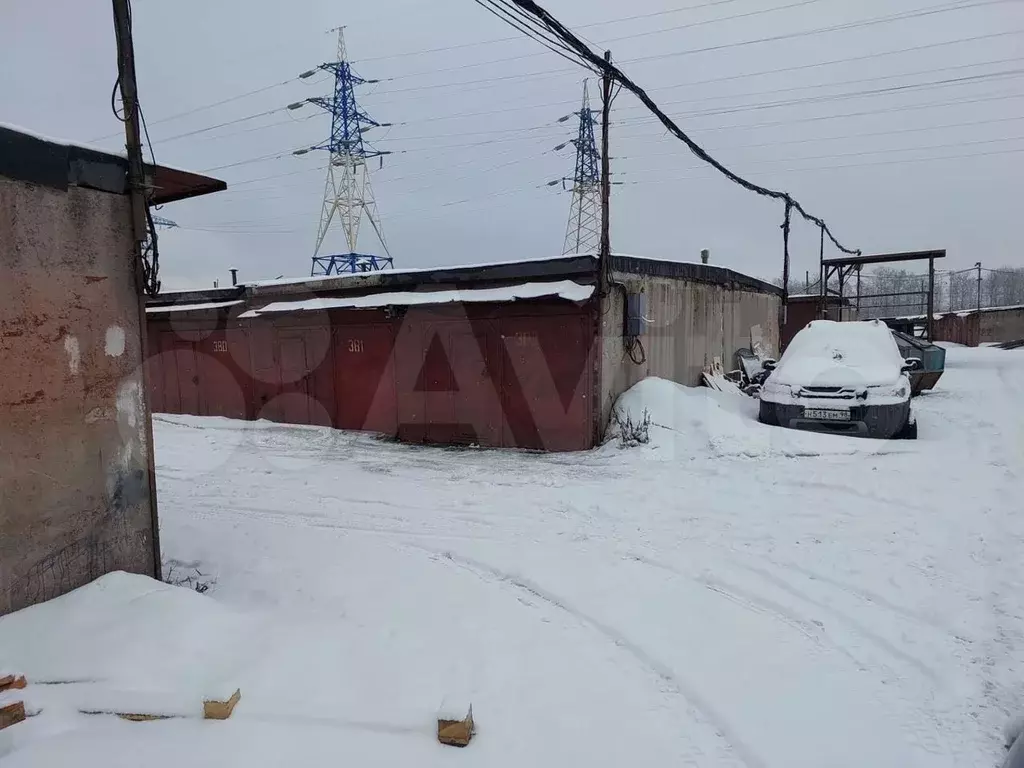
[804,408,850,421]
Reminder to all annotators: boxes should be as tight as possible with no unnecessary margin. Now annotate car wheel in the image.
[896,417,918,440]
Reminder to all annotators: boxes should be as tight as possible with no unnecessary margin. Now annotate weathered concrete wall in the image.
[599,272,781,430]
[979,307,1024,344]
[0,178,156,615]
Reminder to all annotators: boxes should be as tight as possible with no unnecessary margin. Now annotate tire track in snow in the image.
[765,558,956,636]
[417,546,766,768]
[625,554,823,644]
[724,560,959,760]
[734,561,942,685]
[624,552,883,675]
[185,503,501,544]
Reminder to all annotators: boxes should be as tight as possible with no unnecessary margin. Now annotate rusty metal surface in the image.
[0,179,157,615]
[333,323,397,435]
[911,371,944,394]
[147,299,596,451]
[782,299,820,350]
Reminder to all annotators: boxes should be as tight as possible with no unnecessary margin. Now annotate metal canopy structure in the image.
[819,249,946,340]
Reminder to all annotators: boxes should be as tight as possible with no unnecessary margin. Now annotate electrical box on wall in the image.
[626,292,648,337]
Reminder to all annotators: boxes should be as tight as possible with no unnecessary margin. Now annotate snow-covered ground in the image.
[2,346,1023,767]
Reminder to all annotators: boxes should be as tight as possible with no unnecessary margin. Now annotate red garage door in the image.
[500,313,592,451]
[396,319,504,447]
[333,324,397,435]
[195,330,249,420]
[159,333,199,415]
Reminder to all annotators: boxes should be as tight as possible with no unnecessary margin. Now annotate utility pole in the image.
[111,0,151,293]
[976,261,982,311]
[111,0,161,583]
[780,200,792,340]
[598,50,612,297]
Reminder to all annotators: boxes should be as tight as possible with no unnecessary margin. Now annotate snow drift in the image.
[608,377,900,458]
[0,572,253,704]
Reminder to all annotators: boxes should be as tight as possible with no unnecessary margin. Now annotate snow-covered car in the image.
[758,320,919,439]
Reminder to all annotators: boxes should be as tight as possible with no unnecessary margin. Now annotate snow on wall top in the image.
[239,281,594,317]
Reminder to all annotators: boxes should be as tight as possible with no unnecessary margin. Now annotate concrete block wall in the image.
[0,179,157,615]
[979,307,1024,344]
[599,271,781,430]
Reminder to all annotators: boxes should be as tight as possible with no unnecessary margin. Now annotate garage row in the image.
[147,301,597,452]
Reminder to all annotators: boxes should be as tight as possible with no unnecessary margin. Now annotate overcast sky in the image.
[2,0,1022,289]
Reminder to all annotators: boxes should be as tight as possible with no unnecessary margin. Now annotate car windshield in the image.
[780,320,903,370]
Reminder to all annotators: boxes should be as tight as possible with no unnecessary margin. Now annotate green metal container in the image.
[891,330,946,395]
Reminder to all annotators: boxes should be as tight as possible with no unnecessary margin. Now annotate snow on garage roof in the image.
[243,254,597,290]
[239,280,594,317]
[146,300,244,314]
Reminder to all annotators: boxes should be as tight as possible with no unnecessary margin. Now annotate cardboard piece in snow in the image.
[203,688,241,720]
[0,701,25,731]
[438,704,474,747]
[0,675,26,692]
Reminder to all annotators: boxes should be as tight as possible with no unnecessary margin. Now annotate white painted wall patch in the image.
[63,335,80,375]
[105,325,126,357]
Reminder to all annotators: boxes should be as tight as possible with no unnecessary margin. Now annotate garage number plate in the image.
[804,408,850,421]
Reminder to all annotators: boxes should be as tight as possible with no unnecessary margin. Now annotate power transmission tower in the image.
[561,80,601,256]
[144,215,176,261]
[306,28,393,276]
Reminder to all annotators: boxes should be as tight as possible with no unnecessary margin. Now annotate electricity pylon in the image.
[304,28,393,276]
[561,80,601,256]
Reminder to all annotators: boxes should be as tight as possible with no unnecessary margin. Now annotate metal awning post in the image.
[927,256,935,340]
[817,224,825,320]
[855,266,862,319]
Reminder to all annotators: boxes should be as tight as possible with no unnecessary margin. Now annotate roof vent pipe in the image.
[700,248,710,264]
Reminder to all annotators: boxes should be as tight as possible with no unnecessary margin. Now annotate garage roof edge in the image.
[610,255,782,296]
[0,124,226,204]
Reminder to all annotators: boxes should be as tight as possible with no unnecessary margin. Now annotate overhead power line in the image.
[379,0,1014,86]
[363,27,1024,101]
[210,90,1024,192]
[88,77,305,142]
[619,133,1024,176]
[211,110,1024,200]
[477,0,979,255]
[180,139,1024,236]
[615,113,1024,161]
[154,106,293,144]
[610,69,1024,126]
[120,27,1024,155]
[372,59,1024,128]
[352,0,756,63]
